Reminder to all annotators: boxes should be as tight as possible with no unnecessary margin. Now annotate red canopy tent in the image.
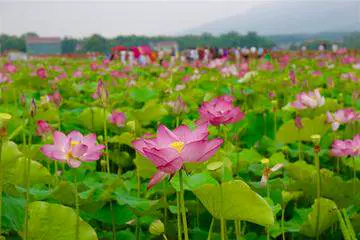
[111,45,127,53]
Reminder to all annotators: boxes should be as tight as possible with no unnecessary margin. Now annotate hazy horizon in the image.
[0,0,357,38]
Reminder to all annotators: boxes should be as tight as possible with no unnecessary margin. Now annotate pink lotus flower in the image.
[207,58,226,69]
[198,95,245,126]
[291,89,325,109]
[108,111,126,127]
[0,73,12,84]
[72,70,83,78]
[132,124,223,189]
[48,91,63,107]
[289,70,296,85]
[351,134,360,156]
[331,139,354,157]
[37,68,47,79]
[36,120,52,136]
[90,62,98,71]
[41,131,105,168]
[268,91,276,100]
[182,75,191,83]
[326,109,359,131]
[4,63,16,73]
[220,65,238,77]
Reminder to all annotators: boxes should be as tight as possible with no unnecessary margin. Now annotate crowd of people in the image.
[108,45,271,66]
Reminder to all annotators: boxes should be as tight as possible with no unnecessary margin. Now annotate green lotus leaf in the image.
[24,201,98,240]
[300,198,338,237]
[193,180,274,226]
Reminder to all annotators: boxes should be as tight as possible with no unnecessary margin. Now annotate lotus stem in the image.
[176,191,182,240]
[336,209,352,240]
[281,207,286,240]
[0,138,3,236]
[24,120,33,240]
[179,170,189,240]
[314,147,321,240]
[352,157,357,196]
[103,107,116,240]
[207,217,214,240]
[163,181,168,230]
[74,174,80,240]
[221,218,226,240]
[342,209,357,240]
[234,220,241,240]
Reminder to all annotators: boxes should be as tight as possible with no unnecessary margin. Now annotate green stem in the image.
[273,110,277,140]
[176,191,182,240]
[179,170,189,240]
[0,138,3,236]
[336,209,352,240]
[342,209,357,240]
[352,157,357,196]
[103,107,110,174]
[281,207,286,240]
[234,220,241,240]
[74,175,80,240]
[267,175,271,240]
[221,218,226,240]
[162,233,169,240]
[103,107,116,240]
[24,120,33,240]
[207,217,214,240]
[314,150,321,240]
[163,181,168,230]
[135,168,141,240]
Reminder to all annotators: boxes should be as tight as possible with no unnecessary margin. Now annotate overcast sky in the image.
[0,0,353,37]
[0,1,259,37]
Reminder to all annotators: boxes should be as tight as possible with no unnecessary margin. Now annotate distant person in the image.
[250,46,257,55]
[171,47,177,63]
[301,45,307,52]
[234,47,240,63]
[120,50,127,64]
[128,51,135,65]
[332,44,339,53]
[241,47,250,61]
[257,47,264,58]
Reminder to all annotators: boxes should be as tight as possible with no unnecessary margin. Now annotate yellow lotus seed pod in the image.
[311,135,321,145]
[149,219,164,235]
[261,158,270,165]
[126,120,136,132]
[0,113,12,128]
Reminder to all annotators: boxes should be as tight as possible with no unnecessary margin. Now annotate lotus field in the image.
[0,51,359,240]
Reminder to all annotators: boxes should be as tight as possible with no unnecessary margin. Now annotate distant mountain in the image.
[183,1,360,35]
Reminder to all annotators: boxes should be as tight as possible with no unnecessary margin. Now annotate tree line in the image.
[1,31,359,54]
[0,32,274,54]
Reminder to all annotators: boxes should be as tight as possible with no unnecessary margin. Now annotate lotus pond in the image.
[0,51,359,240]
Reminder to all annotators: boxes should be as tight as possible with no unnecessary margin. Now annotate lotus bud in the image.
[20,94,26,107]
[30,98,37,117]
[0,113,11,137]
[149,219,164,235]
[295,115,303,129]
